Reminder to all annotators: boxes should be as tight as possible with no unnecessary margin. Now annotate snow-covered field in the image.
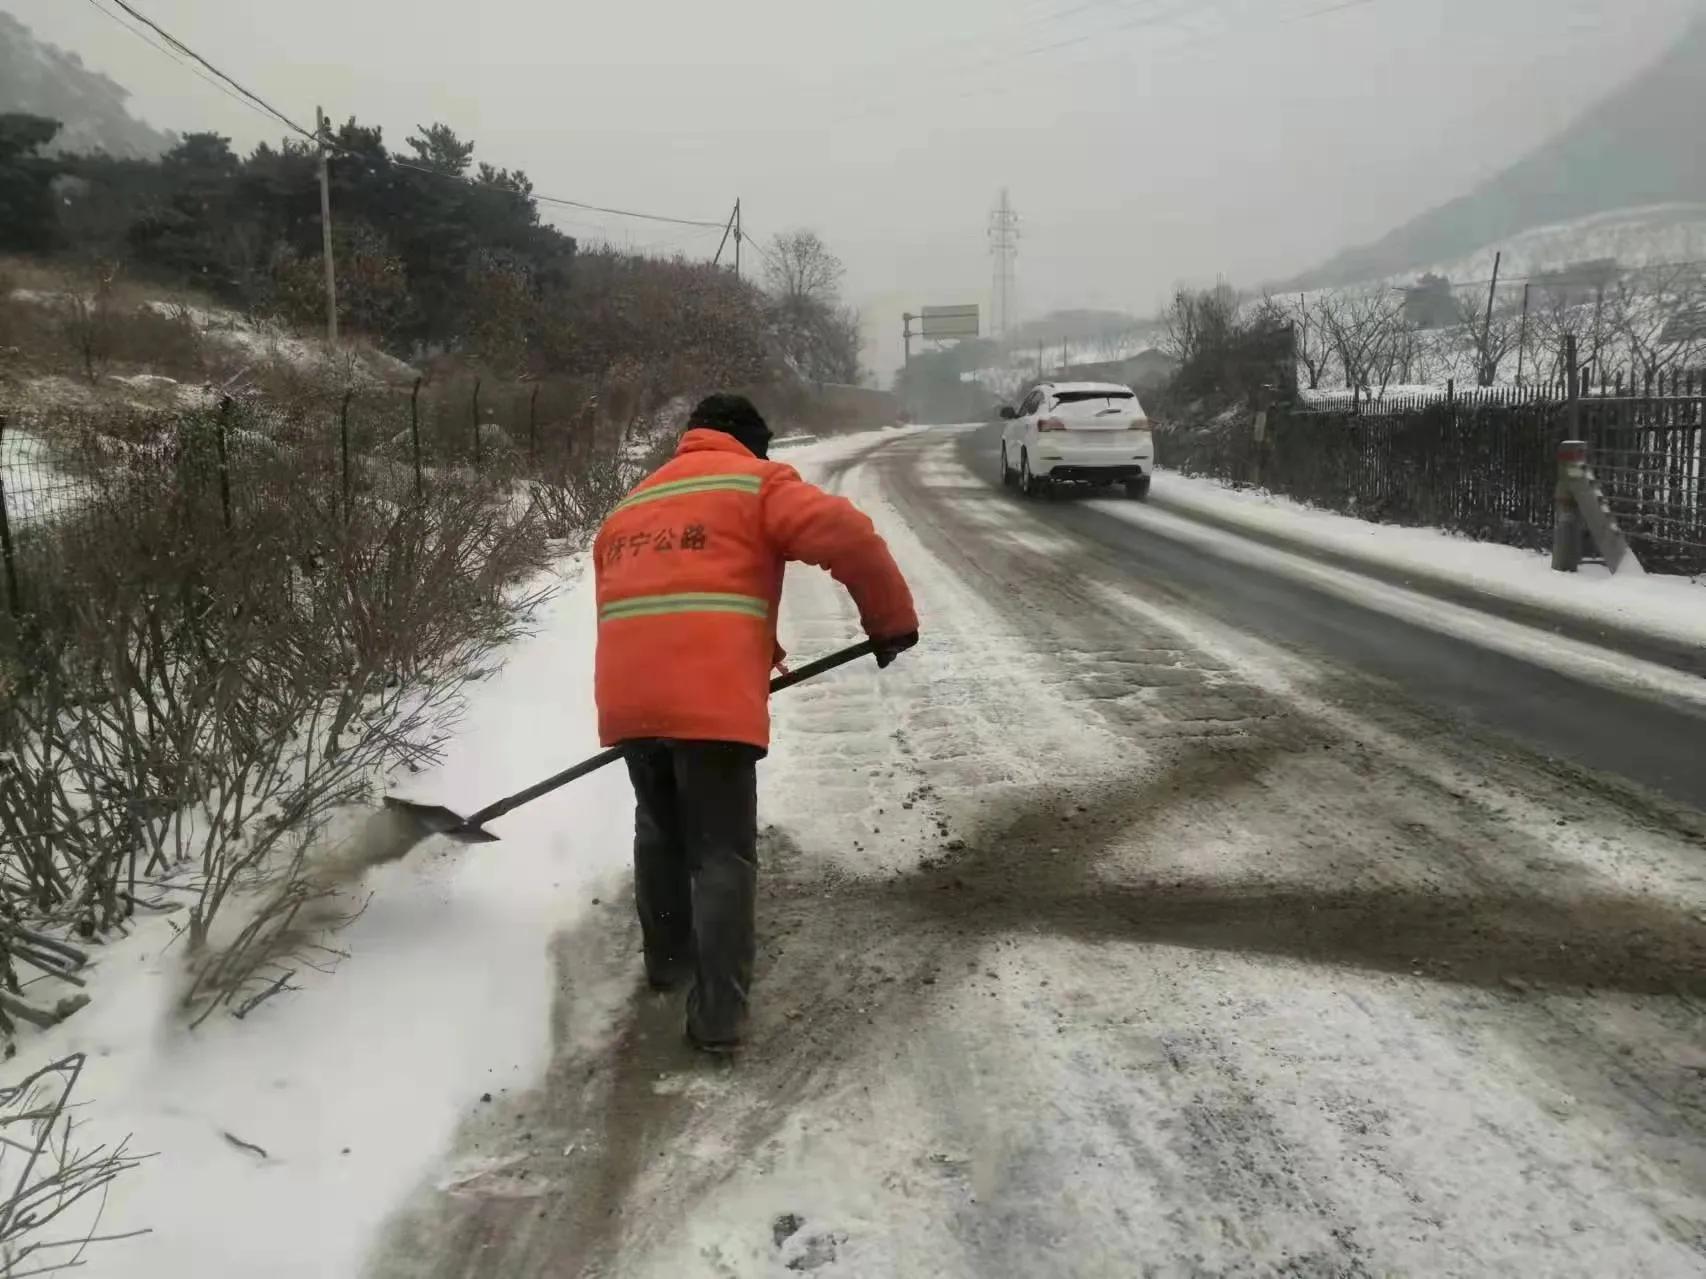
[0,425,82,523]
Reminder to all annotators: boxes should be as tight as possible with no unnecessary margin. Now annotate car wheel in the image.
[1000,443,1015,487]
[1020,451,1046,499]
[1125,475,1152,501]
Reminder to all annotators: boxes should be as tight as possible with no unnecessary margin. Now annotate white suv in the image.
[999,381,1154,499]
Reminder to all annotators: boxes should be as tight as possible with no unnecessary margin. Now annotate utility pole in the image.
[713,200,737,268]
[733,198,743,280]
[1479,250,1501,385]
[902,313,915,371]
[1516,281,1531,386]
[988,188,1019,340]
[317,106,338,345]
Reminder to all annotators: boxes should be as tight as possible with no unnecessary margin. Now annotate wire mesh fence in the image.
[0,376,638,626]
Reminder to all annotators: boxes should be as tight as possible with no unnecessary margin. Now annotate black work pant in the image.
[622,739,760,1042]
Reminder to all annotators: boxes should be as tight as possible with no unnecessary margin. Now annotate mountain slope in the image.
[1295,15,1706,288]
[0,11,175,159]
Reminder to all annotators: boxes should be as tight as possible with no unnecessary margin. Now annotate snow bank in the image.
[0,425,85,523]
[4,559,635,1279]
[1,426,912,1278]
[1142,471,1706,650]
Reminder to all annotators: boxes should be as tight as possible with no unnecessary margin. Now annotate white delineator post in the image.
[1552,439,1586,573]
[1555,439,1646,577]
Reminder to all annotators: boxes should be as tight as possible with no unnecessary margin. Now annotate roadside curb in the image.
[1148,488,1706,681]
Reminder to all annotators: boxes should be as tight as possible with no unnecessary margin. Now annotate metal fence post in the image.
[0,414,20,617]
[472,378,483,468]
[216,397,233,531]
[529,384,539,465]
[410,377,424,501]
[1552,336,1583,573]
[340,388,354,514]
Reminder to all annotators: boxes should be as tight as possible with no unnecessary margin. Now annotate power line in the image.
[828,0,1196,125]
[374,153,726,228]
[831,0,1376,127]
[81,0,289,130]
[97,0,729,231]
[96,0,315,138]
[733,226,782,272]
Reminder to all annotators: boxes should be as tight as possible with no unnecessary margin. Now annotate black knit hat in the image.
[688,393,771,459]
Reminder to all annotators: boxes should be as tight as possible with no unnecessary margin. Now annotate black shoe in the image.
[645,957,691,993]
[685,1024,742,1055]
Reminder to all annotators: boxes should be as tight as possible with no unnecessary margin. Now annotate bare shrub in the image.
[0,1054,147,1274]
[0,395,550,1028]
[524,370,683,540]
[1159,286,1292,409]
[528,440,635,540]
[538,250,770,389]
[104,305,206,382]
[58,268,118,385]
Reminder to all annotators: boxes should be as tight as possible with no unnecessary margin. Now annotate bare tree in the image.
[1265,292,1330,390]
[1605,263,1706,383]
[1528,288,1598,388]
[1314,289,1404,393]
[765,230,860,383]
[1374,316,1430,394]
[1452,290,1524,386]
[1162,285,1239,369]
[763,230,844,310]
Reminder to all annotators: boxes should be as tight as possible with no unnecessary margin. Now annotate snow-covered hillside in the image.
[1371,204,1706,291]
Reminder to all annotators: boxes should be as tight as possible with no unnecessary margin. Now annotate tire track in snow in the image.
[368,427,1706,1278]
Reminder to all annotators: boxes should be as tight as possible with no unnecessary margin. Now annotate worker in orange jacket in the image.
[594,394,918,1053]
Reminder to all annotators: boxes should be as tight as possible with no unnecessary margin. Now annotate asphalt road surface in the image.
[371,425,1706,1279]
[951,421,1706,812]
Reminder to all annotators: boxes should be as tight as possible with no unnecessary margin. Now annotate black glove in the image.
[872,631,919,669]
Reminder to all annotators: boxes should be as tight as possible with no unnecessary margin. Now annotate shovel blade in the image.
[382,796,503,845]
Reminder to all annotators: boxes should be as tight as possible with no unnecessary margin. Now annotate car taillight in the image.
[1037,417,1066,432]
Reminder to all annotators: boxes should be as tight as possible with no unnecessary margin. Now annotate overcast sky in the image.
[9,0,1703,374]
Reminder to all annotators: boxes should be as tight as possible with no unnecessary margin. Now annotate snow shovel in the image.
[368,638,879,857]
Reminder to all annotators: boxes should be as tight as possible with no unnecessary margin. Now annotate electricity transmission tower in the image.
[988,188,1020,339]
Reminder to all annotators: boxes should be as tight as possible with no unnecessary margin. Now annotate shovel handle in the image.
[769,638,877,693]
[461,639,878,832]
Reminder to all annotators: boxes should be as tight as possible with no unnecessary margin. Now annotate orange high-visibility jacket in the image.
[593,429,918,750]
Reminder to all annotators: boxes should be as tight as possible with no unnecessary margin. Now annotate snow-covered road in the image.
[366,425,1706,1277]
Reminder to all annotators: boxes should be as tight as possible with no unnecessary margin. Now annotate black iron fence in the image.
[1162,370,1706,576]
[1578,370,1706,575]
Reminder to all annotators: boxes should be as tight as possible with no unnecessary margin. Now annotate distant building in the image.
[1400,274,1457,330]
[1530,259,1620,306]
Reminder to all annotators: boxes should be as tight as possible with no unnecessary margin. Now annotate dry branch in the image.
[0,1054,148,1275]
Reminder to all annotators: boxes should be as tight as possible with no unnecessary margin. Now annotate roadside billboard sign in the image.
[919,305,980,339]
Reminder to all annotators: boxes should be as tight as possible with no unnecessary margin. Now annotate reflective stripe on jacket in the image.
[593,428,918,750]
